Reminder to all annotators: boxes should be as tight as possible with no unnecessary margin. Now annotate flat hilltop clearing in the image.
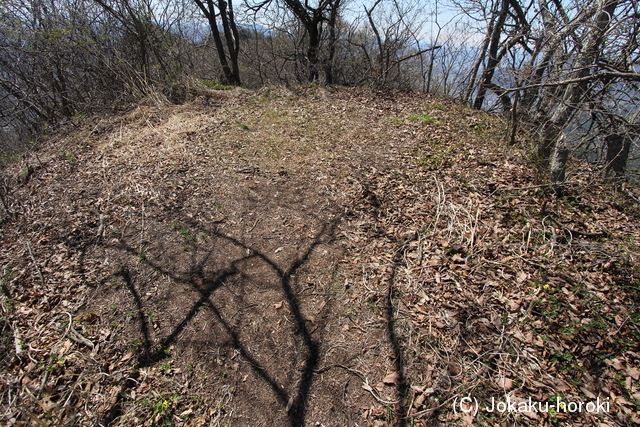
[1,86,639,426]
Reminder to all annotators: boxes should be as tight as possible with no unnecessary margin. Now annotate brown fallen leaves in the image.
[0,86,639,426]
[337,139,640,425]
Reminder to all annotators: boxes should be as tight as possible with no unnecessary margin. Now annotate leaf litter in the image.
[0,86,639,426]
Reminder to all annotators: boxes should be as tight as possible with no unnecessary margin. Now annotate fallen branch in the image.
[623,188,639,204]
[68,327,95,349]
[548,215,609,238]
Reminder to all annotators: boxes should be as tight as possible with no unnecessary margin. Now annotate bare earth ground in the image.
[1,86,639,426]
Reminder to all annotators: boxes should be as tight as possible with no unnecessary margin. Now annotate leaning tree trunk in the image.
[464,15,494,104]
[537,0,619,172]
[473,0,509,110]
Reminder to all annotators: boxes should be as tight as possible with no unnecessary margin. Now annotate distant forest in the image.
[1,0,639,185]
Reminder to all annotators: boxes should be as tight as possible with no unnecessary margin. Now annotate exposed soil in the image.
[1,86,639,426]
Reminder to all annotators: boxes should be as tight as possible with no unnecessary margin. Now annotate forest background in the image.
[1,0,639,184]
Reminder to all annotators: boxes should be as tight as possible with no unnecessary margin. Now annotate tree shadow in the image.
[384,244,410,427]
[97,215,337,427]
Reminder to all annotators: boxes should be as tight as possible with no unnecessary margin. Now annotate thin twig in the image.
[68,327,95,349]
[13,322,23,356]
[499,184,550,191]
[19,234,44,285]
[315,364,401,405]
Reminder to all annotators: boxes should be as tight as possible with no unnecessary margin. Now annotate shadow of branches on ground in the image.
[384,238,411,427]
[98,216,337,427]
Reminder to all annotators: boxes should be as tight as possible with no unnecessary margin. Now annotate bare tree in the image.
[324,0,343,84]
[471,0,530,111]
[247,0,337,82]
[451,0,639,184]
[193,0,242,85]
[360,0,435,88]
[536,0,620,163]
[0,0,137,149]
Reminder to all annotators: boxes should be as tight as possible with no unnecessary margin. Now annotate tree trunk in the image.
[365,0,385,85]
[537,0,619,165]
[464,16,494,104]
[505,91,519,145]
[218,0,241,85]
[605,133,631,179]
[473,0,510,110]
[324,0,341,84]
[194,0,241,85]
[307,24,321,82]
[550,143,569,196]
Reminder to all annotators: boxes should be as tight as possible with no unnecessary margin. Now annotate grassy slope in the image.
[1,86,639,426]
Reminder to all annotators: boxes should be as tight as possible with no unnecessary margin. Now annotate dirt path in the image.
[83,88,424,425]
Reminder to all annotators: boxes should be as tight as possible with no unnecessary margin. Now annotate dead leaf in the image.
[496,376,513,390]
[606,358,625,370]
[580,387,596,399]
[383,371,400,385]
[617,395,631,406]
[186,416,207,427]
[447,363,461,376]
[627,367,640,380]
[461,413,475,426]
[476,318,491,333]
[521,409,540,420]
